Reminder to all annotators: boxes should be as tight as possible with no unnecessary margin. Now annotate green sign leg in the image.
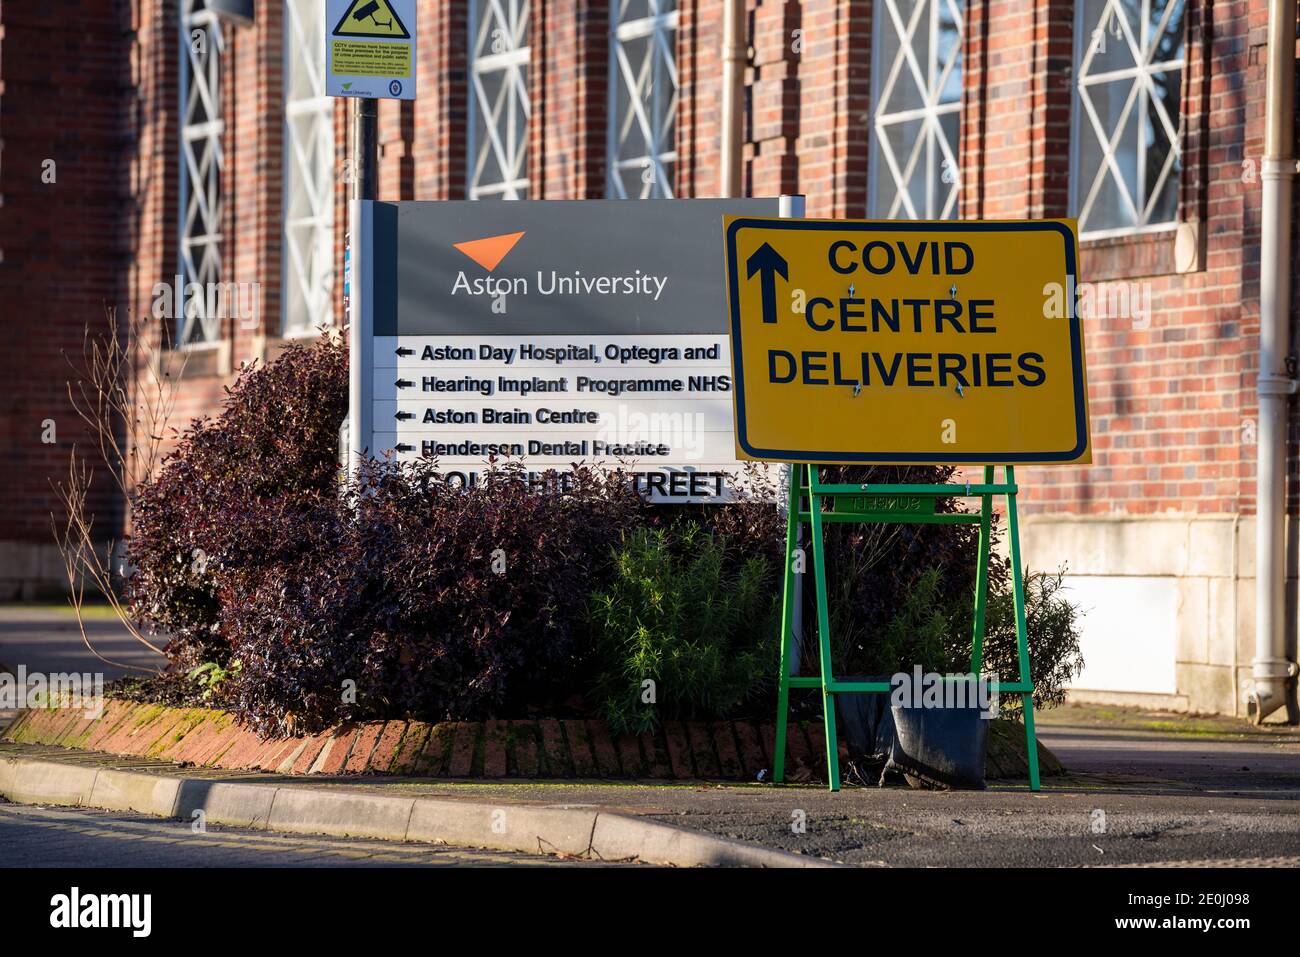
[970,464,994,674]
[770,463,1039,793]
[772,464,802,784]
[1022,692,1041,791]
[1005,466,1041,791]
[807,465,842,791]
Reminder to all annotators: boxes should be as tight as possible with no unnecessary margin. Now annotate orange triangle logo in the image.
[452,231,526,272]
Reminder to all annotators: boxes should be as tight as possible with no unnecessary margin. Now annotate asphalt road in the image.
[0,607,165,681]
[1037,724,1300,793]
[0,802,605,868]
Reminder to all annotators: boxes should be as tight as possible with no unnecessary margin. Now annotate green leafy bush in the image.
[589,522,779,733]
[849,563,1085,713]
[976,566,1085,712]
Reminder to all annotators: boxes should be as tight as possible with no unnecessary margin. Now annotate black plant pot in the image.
[835,675,895,779]
[837,674,990,790]
[887,694,989,790]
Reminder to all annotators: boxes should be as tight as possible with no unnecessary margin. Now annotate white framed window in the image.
[608,0,678,199]
[1071,0,1186,238]
[178,0,226,346]
[869,0,964,220]
[283,0,335,334]
[468,0,531,200]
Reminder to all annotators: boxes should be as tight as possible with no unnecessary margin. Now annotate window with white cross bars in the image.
[468,0,531,200]
[178,0,226,346]
[607,0,678,199]
[868,0,965,221]
[283,0,336,334]
[1071,0,1185,238]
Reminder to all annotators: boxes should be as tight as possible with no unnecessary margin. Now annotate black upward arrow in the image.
[395,378,414,388]
[394,443,415,453]
[395,411,414,421]
[746,242,788,325]
[395,346,414,357]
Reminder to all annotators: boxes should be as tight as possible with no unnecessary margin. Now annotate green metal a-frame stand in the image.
[772,463,1041,792]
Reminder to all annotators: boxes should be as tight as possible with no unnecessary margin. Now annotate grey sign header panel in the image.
[373,199,780,337]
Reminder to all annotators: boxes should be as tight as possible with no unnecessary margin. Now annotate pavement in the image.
[1,704,1296,867]
[279,709,1300,866]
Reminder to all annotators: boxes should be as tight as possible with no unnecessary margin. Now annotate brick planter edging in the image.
[1,701,831,781]
[3,703,1061,781]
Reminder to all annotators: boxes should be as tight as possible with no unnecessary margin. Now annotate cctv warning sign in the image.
[326,0,416,100]
[723,218,1091,464]
[332,0,410,37]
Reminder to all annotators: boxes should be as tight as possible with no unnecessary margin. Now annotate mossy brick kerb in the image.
[2,703,1062,781]
[2,704,780,780]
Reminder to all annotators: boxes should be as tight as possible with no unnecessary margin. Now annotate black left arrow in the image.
[395,411,414,421]
[746,242,788,325]
[394,443,415,453]
[395,346,414,357]
[395,378,414,388]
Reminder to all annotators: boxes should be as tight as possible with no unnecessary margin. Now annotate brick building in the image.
[1,0,1297,720]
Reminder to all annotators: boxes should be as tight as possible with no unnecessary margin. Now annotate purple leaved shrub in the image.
[126,337,349,665]
[122,335,1080,734]
[221,460,645,734]
[126,333,646,732]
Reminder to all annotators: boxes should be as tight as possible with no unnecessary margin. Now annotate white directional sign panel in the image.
[348,199,779,502]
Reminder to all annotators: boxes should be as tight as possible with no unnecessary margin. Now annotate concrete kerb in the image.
[0,751,834,867]
[173,779,280,830]
[265,787,417,841]
[89,768,183,816]
[0,756,101,807]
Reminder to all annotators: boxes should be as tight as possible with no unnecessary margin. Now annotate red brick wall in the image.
[537,0,608,198]
[3,0,1296,593]
[115,0,1300,525]
[1025,1,1300,517]
[793,0,871,217]
[0,0,131,586]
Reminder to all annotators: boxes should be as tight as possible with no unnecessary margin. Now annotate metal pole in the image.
[778,195,805,674]
[720,0,746,197]
[1251,0,1298,723]
[350,98,379,202]
[345,98,379,473]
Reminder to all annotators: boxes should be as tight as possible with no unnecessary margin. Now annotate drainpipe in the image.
[1250,0,1300,723]
[720,0,746,198]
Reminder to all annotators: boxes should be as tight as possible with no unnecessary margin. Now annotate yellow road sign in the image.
[723,217,1090,465]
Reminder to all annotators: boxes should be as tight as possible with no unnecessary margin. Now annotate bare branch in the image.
[52,306,187,671]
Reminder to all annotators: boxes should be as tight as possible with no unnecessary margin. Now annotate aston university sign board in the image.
[348,199,779,502]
